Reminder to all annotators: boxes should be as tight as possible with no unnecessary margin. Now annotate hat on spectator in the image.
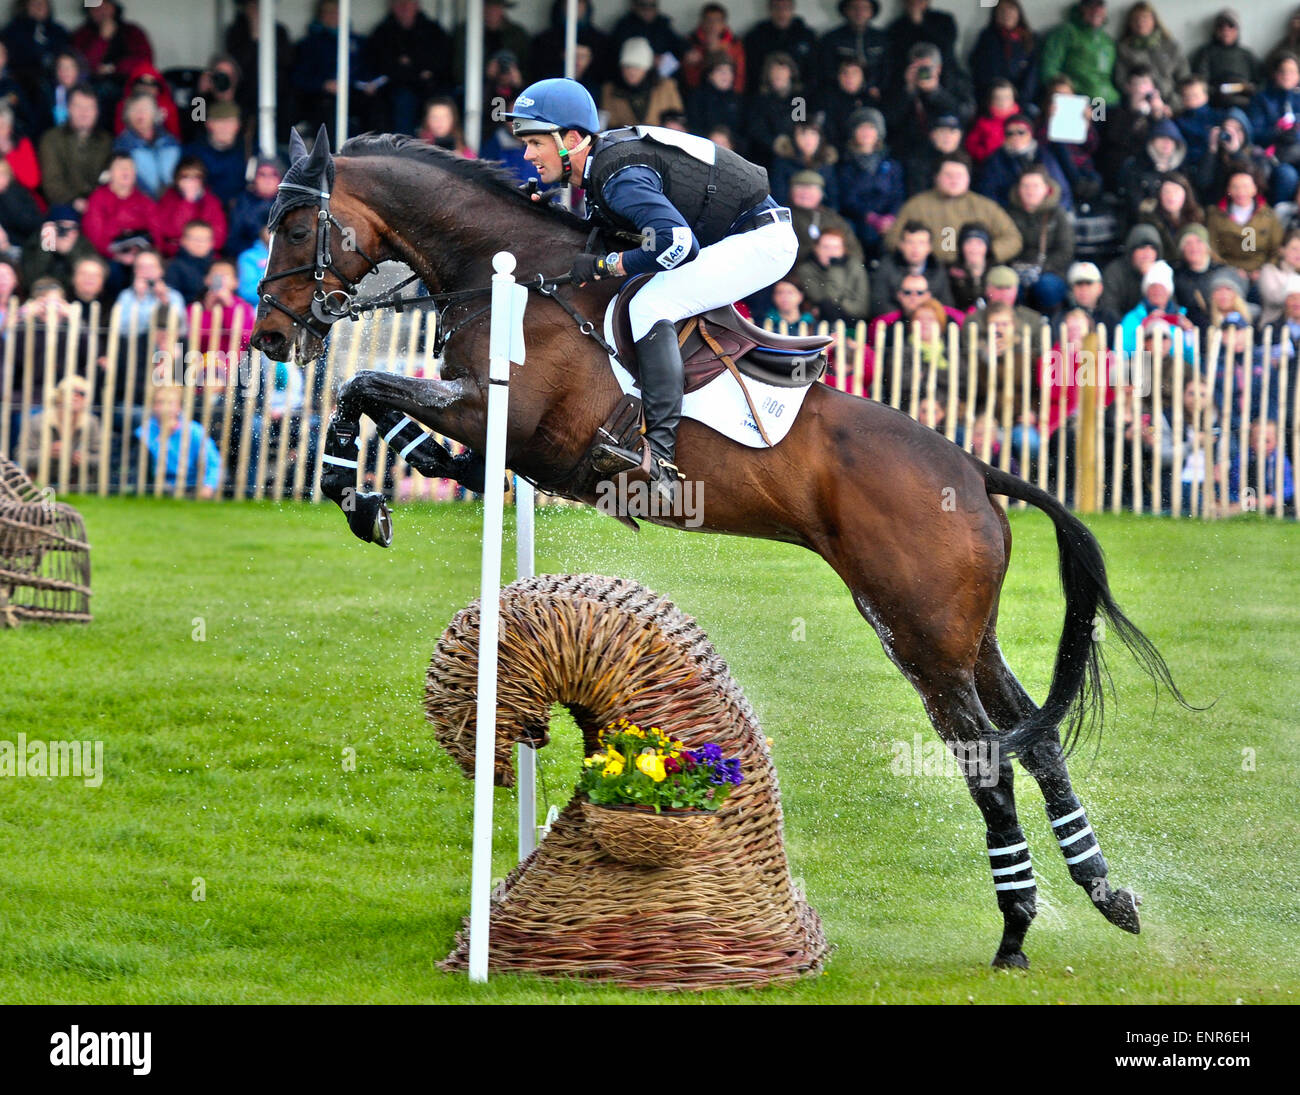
[1068,261,1102,283]
[620,37,655,71]
[958,222,992,248]
[847,107,886,140]
[931,114,962,132]
[255,155,286,175]
[1177,223,1210,249]
[1209,267,1248,297]
[1149,118,1183,144]
[1002,112,1033,132]
[838,0,879,17]
[47,204,80,224]
[987,265,1019,290]
[790,170,826,189]
[1215,9,1240,27]
[1141,260,1175,293]
[209,101,240,122]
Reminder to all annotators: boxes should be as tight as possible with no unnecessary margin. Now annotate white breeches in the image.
[626,219,799,341]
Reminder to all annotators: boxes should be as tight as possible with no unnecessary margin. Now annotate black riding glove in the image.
[570,252,606,285]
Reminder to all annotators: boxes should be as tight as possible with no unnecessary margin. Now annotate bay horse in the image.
[250,129,1189,969]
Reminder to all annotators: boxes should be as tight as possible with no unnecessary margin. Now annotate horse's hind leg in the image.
[907,665,1038,969]
[975,623,1142,934]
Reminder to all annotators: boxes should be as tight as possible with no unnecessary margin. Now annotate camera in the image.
[210,70,233,94]
[917,65,933,81]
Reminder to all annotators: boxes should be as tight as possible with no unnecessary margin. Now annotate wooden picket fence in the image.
[0,300,1294,519]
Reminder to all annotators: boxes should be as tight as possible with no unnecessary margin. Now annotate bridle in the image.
[256,181,383,338]
[256,179,621,360]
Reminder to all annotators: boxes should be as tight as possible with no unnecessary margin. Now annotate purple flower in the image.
[695,743,724,766]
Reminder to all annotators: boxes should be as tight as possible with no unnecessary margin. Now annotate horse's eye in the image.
[289,227,310,244]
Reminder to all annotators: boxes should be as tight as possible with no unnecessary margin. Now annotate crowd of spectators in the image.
[0,0,1293,512]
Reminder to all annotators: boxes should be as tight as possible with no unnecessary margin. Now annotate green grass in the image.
[0,496,1296,1003]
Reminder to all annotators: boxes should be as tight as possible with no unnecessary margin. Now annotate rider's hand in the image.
[570,253,603,285]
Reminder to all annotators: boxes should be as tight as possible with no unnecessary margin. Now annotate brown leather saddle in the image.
[612,274,832,392]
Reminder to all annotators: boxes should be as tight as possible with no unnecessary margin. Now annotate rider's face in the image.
[522,134,561,181]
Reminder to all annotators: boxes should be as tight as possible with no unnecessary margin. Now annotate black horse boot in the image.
[631,319,685,508]
[320,416,393,547]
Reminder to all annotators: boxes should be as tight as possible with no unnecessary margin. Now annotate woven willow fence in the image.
[1,298,1293,518]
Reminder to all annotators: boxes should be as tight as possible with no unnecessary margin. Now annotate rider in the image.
[504,77,798,505]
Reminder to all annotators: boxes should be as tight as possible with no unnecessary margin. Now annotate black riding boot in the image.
[635,319,685,507]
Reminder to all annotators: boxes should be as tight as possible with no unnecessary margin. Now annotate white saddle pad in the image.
[602,299,814,448]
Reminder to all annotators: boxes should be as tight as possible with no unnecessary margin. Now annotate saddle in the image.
[612,274,832,391]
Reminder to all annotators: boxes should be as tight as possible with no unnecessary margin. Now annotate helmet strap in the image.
[553,131,592,184]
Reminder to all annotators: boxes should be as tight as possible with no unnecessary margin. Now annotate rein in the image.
[257,180,619,360]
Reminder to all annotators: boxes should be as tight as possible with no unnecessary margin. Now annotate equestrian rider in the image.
[504,78,798,506]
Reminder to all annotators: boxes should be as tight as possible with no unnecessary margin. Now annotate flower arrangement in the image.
[577,718,743,813]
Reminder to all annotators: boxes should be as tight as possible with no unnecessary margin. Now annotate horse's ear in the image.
[289,126,308,164]
[305,124,332,181]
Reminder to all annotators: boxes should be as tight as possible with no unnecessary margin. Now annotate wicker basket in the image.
[581,800,719,866]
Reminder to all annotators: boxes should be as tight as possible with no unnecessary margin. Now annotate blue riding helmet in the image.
[505,78,600,136]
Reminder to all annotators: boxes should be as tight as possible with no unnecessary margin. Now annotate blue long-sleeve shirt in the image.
[599,164,700,277]
[136,417,222,491]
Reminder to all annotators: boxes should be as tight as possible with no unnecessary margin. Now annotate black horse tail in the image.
[983,465,1195,758]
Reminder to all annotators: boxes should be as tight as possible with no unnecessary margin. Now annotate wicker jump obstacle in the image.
[426,572,830,991]
[0,458,91,627]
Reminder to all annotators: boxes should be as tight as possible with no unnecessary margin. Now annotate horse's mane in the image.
[338,133,590,233]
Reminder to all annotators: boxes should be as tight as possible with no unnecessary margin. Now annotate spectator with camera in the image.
[1194,107,1286,206]
[114,248,186,338]
[794,226,869,324]
[884,43,972,160]
[1103,65,1175,186]
[21,204,96,290]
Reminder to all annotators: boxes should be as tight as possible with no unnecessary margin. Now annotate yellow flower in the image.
[627,727,646,739]
[583,752,607,768]
[602,753,625,777]
[636,752,667,782]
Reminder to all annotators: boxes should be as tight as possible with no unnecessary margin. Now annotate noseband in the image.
[257,182,381,337]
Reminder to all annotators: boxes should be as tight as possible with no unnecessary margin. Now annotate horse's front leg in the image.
[320,370,484,547]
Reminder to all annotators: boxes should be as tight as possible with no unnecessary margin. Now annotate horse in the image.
[250,128,1191,969]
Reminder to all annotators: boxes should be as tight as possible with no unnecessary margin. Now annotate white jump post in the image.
[468,252,527,982]
[516,475,536,862]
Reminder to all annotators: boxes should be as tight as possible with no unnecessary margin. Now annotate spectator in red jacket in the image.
[680,4,747,93]
[157,156,227,258]
[0,99,39,197]
[111,60,181,139]
[71,1,153,101]
[81,151,157,257]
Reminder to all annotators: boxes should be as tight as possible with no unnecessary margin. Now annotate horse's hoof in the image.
[1097,886,1142,934]
[346,491,393,548]
[992,950,1030,970]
